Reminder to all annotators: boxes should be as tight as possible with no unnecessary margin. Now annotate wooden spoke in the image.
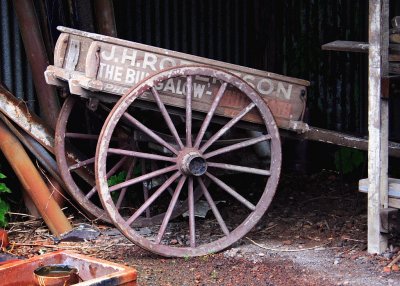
[116,158,138,209]
[109,165,178,192]
[125,171,181,225]
[69,157,95,171]
[108,148,176,162]
[66,133,121,141]
[207,162,270,176]
[86,156,128,199]
[155,176,187,244]
[194,82,227,148]
[122,111,179,155]
[186,76,193,147]
[66,133,100,140]
[151,87,184,149]
[188,177,196,247]
[204,134,271,159]
[200,102,256,153]
[142,159,151,218]
[206,172,256,211]
[197,177,229,235]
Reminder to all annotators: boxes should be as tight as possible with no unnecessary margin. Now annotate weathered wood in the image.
[45,27,309,130]
[280,127,400,158]
[322,40,400,62]
[389,62,400,74]
[360,178,400,199]
[322,41,369,53]
[367,0,389,254]
[359,178,400,210]
[390,32,400,44]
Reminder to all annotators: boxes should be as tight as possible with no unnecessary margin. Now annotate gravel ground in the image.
[5,171,400,285]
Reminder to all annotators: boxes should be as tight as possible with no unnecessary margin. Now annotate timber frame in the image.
[323,0,397,254]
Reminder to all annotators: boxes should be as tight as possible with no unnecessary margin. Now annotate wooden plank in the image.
[322,41,369,53]
[57,26,310,87]
[321,40,400,62]
[389,198,400,209]
[280,126,400,158]
[359,178,400,209]
[46,28,310,130]
[79,40,306,128]
[367,0,389,254]
[359,178,400,199]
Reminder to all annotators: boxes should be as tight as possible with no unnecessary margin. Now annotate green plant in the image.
[0,172,11,227]
[108,171,127,203]
[107,171,127,187]
[334,147,365,175]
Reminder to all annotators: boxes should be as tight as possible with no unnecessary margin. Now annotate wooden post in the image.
[368,0,389,254]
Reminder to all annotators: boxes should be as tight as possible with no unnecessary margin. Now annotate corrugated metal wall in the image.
[0,0,399,139]
[114,0,399,140]
[0,0,35,111]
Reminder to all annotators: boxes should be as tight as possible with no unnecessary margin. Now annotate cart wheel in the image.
[55,95,201,225]
[96,66,281,257]
[55,95,111,222]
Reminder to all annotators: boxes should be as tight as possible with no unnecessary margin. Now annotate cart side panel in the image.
[45,33,94,88]
[83,41,306,128]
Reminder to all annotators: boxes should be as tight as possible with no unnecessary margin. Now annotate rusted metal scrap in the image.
[0,84,94,186]
[0,84,54,152]
[0,121,72,237]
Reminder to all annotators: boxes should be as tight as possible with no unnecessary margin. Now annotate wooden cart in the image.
[45,27,310,257]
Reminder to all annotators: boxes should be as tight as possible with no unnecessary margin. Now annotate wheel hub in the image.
[178,149,207,176]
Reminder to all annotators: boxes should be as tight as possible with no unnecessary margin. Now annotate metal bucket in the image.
[33,264,80,286]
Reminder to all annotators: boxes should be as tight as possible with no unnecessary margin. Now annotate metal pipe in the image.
[0,112,66,190]
[13,0,60,129]
[94,0,117,37]
[0,120,72,237]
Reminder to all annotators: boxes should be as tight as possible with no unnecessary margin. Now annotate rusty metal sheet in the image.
[0,84,95,186]
[0,84,54,152]
[46,27,309,130]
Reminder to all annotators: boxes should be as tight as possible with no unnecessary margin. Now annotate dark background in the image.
[1,0,400,175]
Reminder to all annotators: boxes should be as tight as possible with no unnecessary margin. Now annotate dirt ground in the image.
[5,171,400,285]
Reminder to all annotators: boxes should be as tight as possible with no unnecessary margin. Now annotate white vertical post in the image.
[368,0,389,254]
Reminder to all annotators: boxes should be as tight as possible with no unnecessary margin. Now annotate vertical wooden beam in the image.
[368,0,389,254]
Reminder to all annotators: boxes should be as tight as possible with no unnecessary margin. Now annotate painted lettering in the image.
[277,82,292,100]
[125,68,136,84]
[155,83,163,91]
[243,75,256,89]
[101,46,116,61]
[143,53,158,71]
[193,83,205,98]
[257,78,274,95]
[160,57,177,69]
[163,79,175,93]
[114,66,123,82]
[105,64,115,80]
[175,79,183,95]
[121,48,138,66]
[98,62,107,78]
